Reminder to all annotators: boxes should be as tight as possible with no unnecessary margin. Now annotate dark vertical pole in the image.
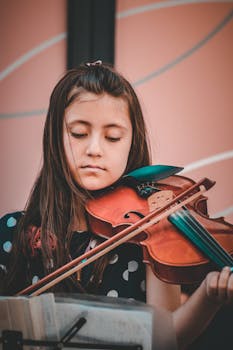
[67,0,116,69]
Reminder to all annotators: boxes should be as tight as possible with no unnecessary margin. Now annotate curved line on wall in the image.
[0,33,67,81]
[117,0,233,19]
[133,8,233,86]
[0,109,47,119]
[181,149,233,173]
[181,150,233,219]
[213,206,233,218]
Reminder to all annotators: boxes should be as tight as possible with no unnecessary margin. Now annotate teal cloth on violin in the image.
[124,165,183,182]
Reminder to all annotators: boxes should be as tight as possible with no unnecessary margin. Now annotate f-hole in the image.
[124,211,145,219]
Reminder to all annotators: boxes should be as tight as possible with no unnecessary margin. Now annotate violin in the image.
[86,173,233,284]
[17,165,233,296]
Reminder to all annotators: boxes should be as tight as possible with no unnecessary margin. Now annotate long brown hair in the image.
[4,62,151,295]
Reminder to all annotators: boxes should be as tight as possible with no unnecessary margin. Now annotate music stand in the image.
[1,325,142,350]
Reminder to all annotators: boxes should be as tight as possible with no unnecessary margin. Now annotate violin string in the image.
[182,207,233,266]
[170,208,233,268]
[169,211,226,268]
[170,210,227,268]
[177,208,233,267]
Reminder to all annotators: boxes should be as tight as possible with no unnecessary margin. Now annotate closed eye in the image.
[106,136,121,142]
[70,132,87,139]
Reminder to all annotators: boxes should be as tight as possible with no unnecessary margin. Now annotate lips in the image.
[81,165,105,171]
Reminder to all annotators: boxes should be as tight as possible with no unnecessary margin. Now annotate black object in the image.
[67,0,116,68]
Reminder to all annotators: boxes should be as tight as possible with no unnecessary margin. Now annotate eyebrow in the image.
[67,120,128,130]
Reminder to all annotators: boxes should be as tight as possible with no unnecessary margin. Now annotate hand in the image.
[204,266,233,304]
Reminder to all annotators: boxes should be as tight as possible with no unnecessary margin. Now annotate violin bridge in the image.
[148,190,174,212]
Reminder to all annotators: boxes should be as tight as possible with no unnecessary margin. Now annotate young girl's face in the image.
[63,92,133,191]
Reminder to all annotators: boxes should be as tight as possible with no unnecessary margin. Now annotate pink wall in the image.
[1,0,233,224]
[115,0,233,222]
[0,0,66,214]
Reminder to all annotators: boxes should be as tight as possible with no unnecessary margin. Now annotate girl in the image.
[0,61,232,349]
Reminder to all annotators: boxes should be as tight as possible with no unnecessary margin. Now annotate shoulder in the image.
[0,211,24,225]
[0,211,24,264]
[0,211,24,234]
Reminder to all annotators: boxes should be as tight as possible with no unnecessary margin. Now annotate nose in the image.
[86,134,103,157]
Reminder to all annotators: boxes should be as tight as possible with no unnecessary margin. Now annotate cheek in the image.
[113,143,131,172]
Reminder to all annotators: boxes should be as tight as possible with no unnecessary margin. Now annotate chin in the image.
[81,182,110,192]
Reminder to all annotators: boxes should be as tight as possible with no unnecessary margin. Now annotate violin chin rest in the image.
[124,164,184,182]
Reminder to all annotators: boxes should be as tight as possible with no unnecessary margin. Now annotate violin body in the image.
[86,175,233,284]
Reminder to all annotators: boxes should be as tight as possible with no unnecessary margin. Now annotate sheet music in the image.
[0,293,177,350]
[56,296,153,350]
[0,293,59,350]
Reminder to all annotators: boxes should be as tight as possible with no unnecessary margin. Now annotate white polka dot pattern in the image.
[107,289,118,297]
[90,239,97,249]
[128,260,138,272]
[0,264,7,272]
[123,269,129,281]
[109,253,118,264]
[32,275,39,284]
[122,259,140,281]
[7,217,17,227]
[140,280,146,292]
[3,241,12,253]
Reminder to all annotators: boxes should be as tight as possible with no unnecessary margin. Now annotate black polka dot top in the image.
[0,212,146,302]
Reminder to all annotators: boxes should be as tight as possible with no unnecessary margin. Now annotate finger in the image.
[218,266,231,301]
[226,268,233,301]
[205,271,220,299]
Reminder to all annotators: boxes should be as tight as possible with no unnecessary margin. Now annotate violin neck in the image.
[168,207,233,269]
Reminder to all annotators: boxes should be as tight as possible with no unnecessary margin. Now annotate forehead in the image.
[65,92,130,124]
